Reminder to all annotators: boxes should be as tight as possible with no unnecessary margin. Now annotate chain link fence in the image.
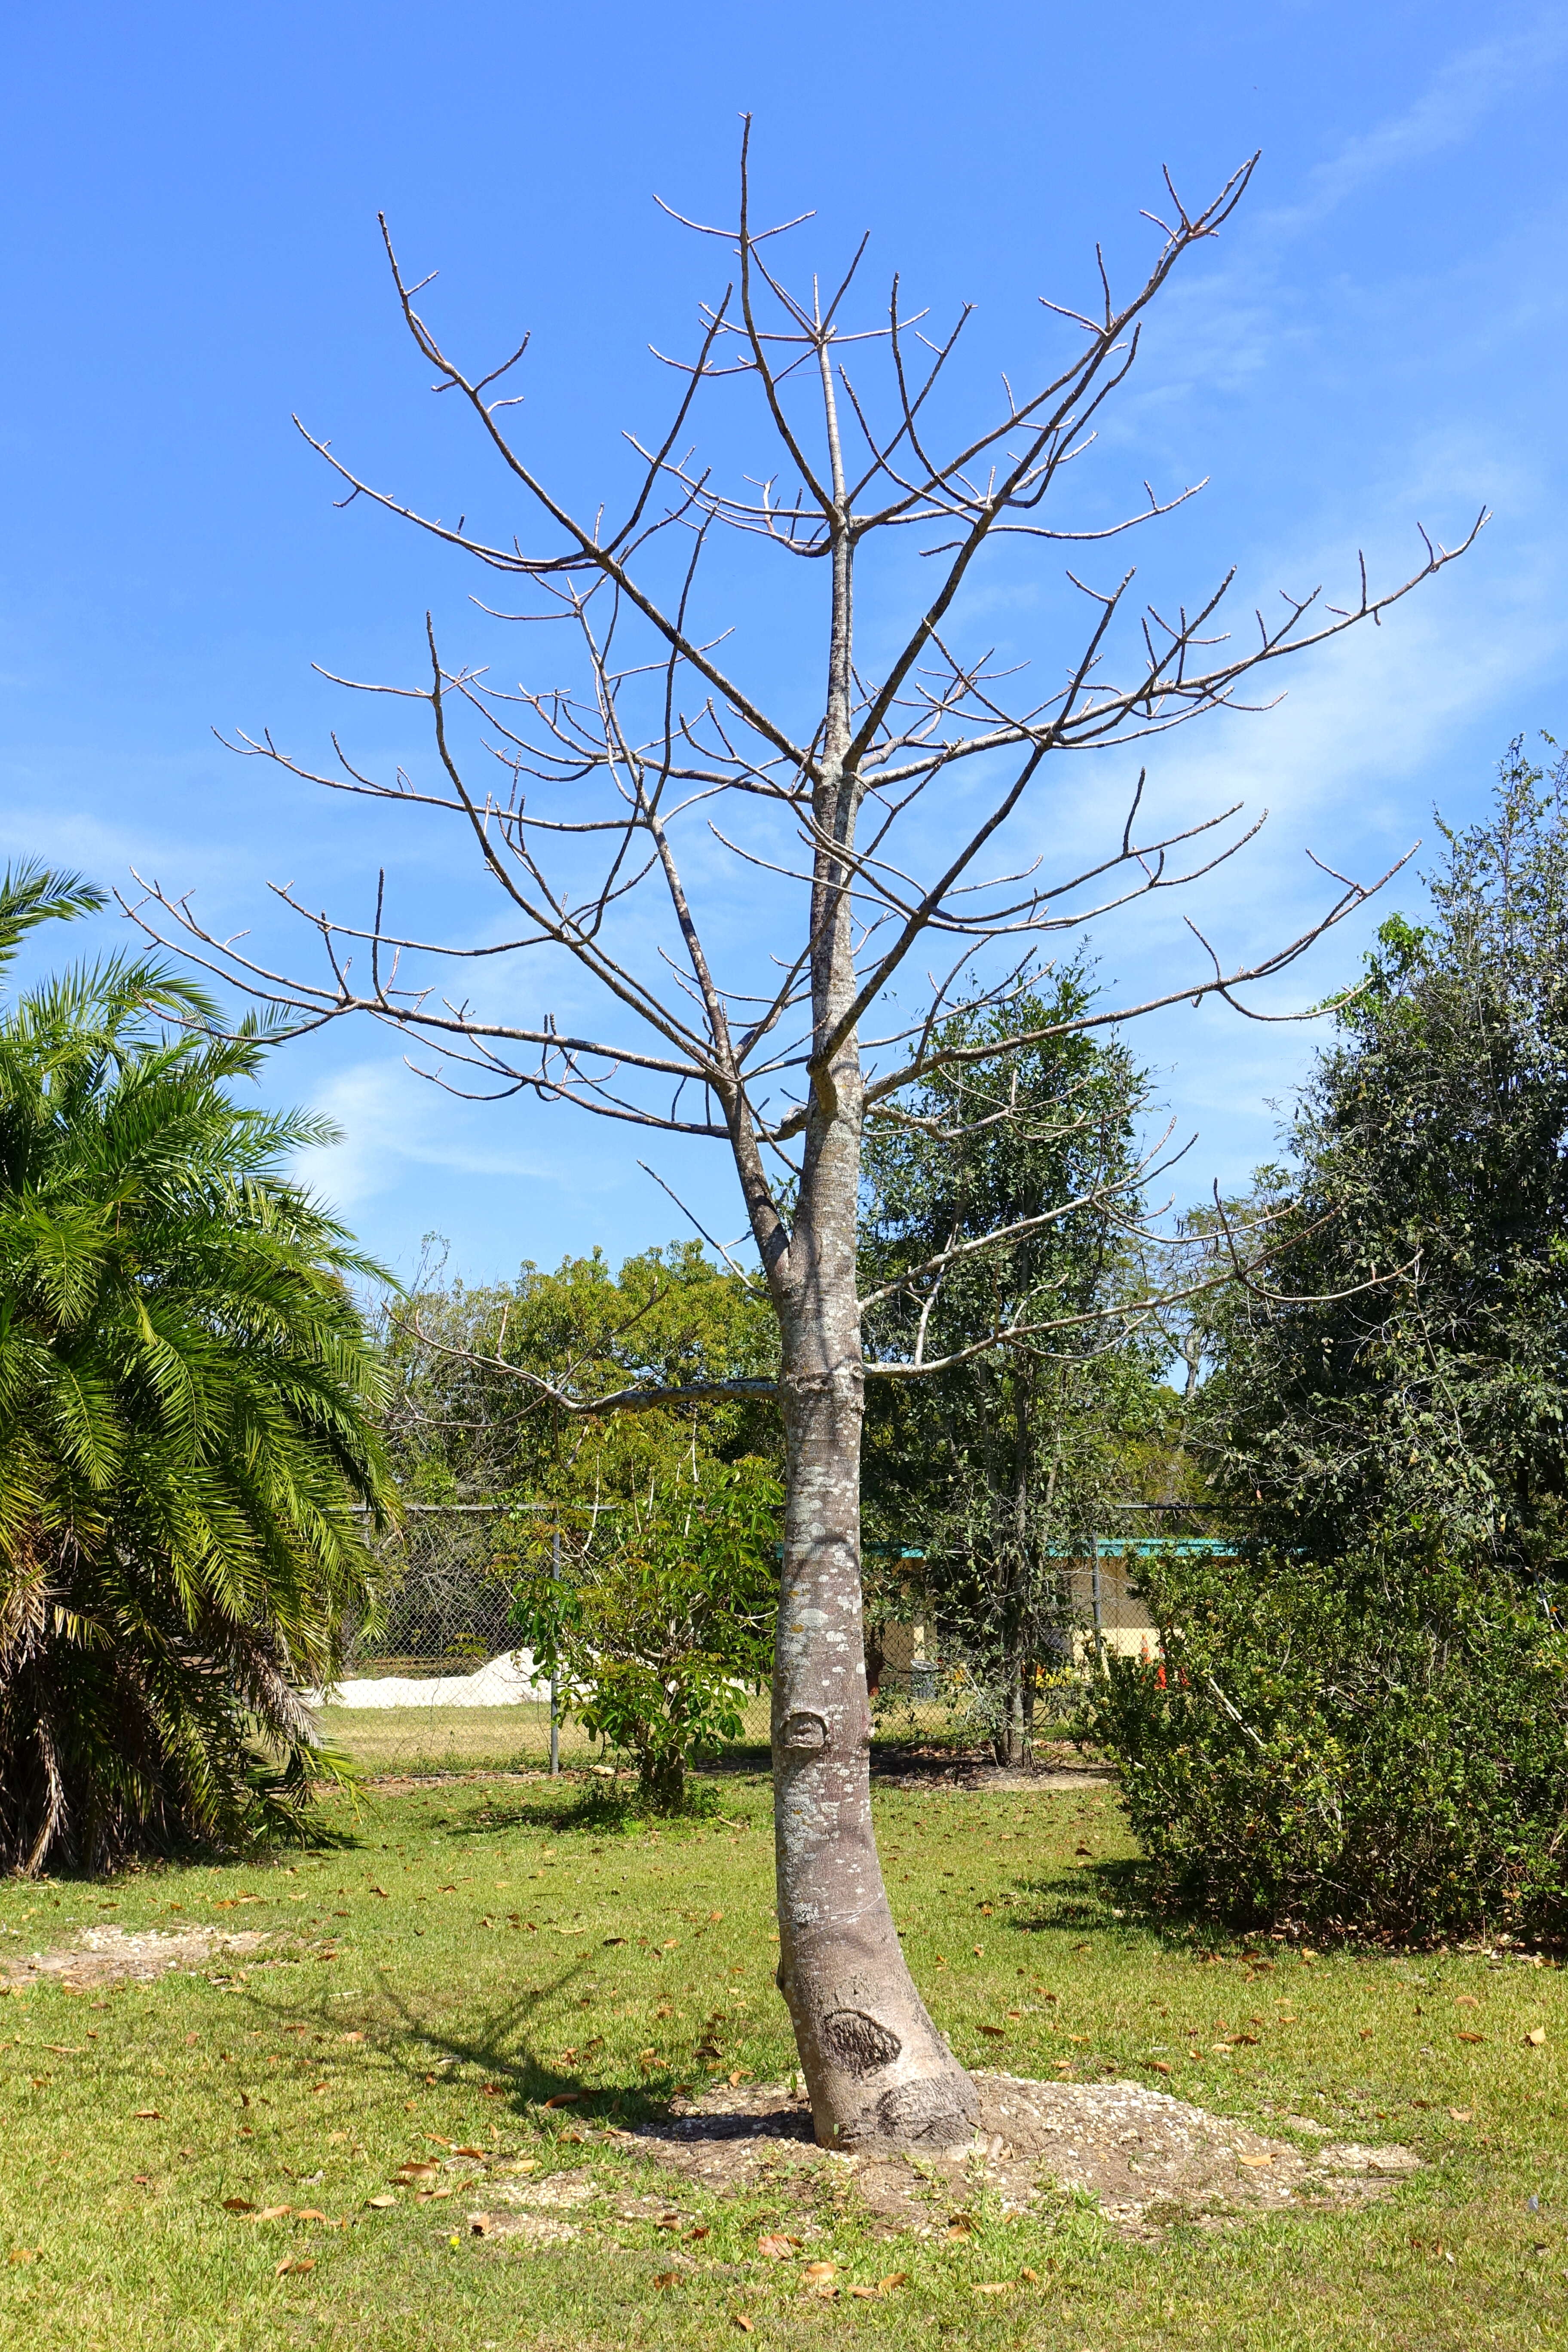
[322,1504,1219,1769]
[347,1505,522,1679]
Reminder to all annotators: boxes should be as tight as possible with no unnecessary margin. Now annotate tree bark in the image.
[772,1337,977,2149]
[766,483,977,2151]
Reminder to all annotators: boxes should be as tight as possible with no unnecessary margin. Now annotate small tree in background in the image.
[0,865,394,1873]
[860,975,1182,1759]
[509,1432,781,1810]
[389,1243,781,1807]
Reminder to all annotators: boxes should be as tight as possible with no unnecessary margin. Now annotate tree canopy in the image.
[1195,737,1568,1580]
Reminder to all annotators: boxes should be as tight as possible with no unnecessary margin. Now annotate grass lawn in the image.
[317,1704,603,1778]
[0,1770,1564,2349]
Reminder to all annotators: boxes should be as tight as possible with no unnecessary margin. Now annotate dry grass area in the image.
[316,1702,602,1778]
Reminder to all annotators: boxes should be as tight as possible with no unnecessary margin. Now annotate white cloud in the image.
[292,1057,600,1214]
[1271,13,1568,233]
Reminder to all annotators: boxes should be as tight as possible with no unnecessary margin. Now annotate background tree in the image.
[386,1240,781,1807]
[1195,737,1568,1573]
[0,865,394,1873]
[859,975,1181,1760]
[1092,738,1568,1936]
[383,1239,778,1501]
[133,139,1476,2148]
[509,1431,781,1810]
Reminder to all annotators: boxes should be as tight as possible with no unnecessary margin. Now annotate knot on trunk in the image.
[780,1360,864,1403]
[862,2073,981,2148]
[781,1710,829,1753]
[820,2009,902,2077]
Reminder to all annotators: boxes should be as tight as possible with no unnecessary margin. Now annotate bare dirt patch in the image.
[466,2166,598,2247]
[0,1924,275,1992]
[620,2075,1418,2237]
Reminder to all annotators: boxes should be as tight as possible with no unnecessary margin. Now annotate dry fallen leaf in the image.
[757,2234,795,2260]
[365,2194,396,2210]
[1359,2028,1375,2040]
[275,2257,316,2276]
[393,2162,440,2182]
[1447,2107,1473,2123]
[652,2271,681,2288]
[1457,2030,1484,2045]
[732,2315,754,2332]
[6,2250,37,2266]
[1019,2268,1039,2284]
[878,2272,909,2292]
[971,2283,1011,2297]
[222,2198,257,2214]
[1526,2027,1547,2047]
[133,2107,161,2120]
[469,2213,493,2237]
[802,2262,837,2284]
[293,2208,331,2224]
[1149,2060,1172,2075]
[544,2092,581,2110]
[252,2206,293,2223]
[979,2025,1005,2040]
[1238,2153,1273,2169]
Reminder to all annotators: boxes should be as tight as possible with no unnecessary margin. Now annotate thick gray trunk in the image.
[769,992,975,2147]
[763,423,975,2151]
[772,1348,979,2150]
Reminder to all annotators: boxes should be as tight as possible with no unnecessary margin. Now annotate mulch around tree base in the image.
[619,2075,1418,2237]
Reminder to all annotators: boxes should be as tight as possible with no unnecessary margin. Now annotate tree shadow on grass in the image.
[431,1776,770,1847]
[239,1945,690,2133]
[1007,1858,1244,1958]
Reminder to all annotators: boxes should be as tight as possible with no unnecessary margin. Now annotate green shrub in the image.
[1086,1544,1568,1939]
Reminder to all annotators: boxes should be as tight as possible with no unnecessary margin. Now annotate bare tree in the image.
[130,130,1480,2151]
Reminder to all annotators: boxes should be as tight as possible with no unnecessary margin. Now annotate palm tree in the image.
[0,861,395,1872]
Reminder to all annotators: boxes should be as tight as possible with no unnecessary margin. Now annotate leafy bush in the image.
[0,863,395,1872]
[509,1441,780,1810]
[1086,1543,1568,1939]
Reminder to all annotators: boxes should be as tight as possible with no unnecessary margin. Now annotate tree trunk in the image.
[765,475,976,2152]
[772,1341,978,2150]
[999,1666,1027,1767]
[639,1739,685,1813]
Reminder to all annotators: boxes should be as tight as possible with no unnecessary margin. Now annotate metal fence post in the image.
[549,1524,560,1777]
[1090,1533,1104,1666]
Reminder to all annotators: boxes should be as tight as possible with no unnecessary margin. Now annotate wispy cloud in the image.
[293,1058,597,1213]
[1271,12,1568,233]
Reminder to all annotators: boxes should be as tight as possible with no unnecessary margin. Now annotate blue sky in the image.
[3,0,1565,1289]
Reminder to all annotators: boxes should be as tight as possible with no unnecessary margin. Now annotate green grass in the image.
[0,1772,1565,2349]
